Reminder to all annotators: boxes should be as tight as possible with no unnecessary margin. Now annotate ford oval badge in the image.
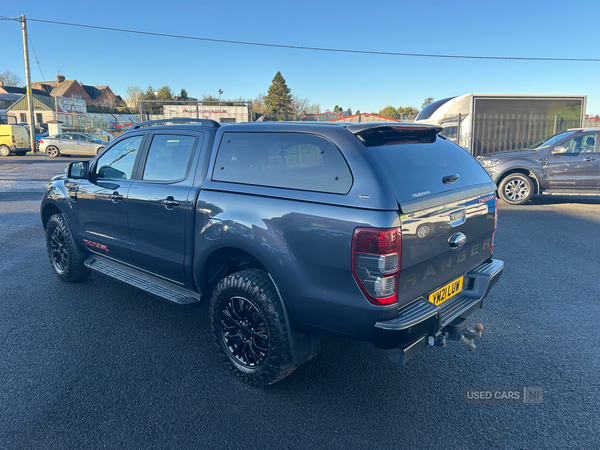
[448,232,467,249]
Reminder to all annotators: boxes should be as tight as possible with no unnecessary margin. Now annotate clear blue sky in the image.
[2,0,599,115]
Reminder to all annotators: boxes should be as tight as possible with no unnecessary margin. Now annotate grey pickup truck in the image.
[41,119,503,385]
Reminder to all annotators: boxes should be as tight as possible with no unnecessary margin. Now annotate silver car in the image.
[39,132,107,157]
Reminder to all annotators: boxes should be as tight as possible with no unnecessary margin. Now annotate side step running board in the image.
[84,256,201,305]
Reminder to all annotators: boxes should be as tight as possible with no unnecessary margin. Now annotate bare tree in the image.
[0,71,22,87]
[291,96,320,120]
[126,86,143,111]
[252,94,267,116]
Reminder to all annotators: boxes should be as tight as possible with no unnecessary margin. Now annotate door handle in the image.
[583,157,596,162]
[161,196,180,210]
[110,191,123,203]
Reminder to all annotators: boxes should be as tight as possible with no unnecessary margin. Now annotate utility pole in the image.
[20,15,36,153]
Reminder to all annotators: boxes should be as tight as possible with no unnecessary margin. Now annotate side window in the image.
[62,134,73,140]
[95,135,143,180]
[142,134,197,182]
[561,134,596,154]
[212,132,352,194]
[73,134,86,141]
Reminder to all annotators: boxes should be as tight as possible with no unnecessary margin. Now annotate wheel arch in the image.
[496,168,540,195]
[41,202,62,230]
[199,246,320,368]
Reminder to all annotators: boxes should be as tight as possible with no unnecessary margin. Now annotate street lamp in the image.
[218,89,223,123]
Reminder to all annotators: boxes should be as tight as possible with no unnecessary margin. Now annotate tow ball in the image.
[458,323,484,352]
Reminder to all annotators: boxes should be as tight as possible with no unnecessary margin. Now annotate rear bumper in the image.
[373,259,503,356]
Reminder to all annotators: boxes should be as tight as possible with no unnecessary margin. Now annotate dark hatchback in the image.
[478,128,600,204]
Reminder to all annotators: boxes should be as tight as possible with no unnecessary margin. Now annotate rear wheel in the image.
[47,146,60,158]
[45,213,90,282]
[0,145,10,157]
[15,151,27,156]
[209,269,294,386]
[498,174,534,205]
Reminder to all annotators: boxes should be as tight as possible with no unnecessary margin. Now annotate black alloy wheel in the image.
[220,296,268,367]
[49,225,69,273]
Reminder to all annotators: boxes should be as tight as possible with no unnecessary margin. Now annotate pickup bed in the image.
[41,119,503,385]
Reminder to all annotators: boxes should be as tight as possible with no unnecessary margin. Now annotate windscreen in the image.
[367,138,493,205]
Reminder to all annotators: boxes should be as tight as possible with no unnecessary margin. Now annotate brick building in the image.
[33,75,125,110]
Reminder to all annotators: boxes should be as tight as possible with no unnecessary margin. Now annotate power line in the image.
[28,35,46,80]
[15,17,599,63]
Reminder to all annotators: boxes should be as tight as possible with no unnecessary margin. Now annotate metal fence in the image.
[433,113,582,156]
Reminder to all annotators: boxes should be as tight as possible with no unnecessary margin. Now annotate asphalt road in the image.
[1,155,599,449]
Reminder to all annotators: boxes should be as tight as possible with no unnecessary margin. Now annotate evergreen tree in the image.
[265,71,293,121]
[179,88,188,100]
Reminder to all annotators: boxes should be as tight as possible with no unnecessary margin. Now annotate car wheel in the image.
[96,147,105,155]
[498,174,534,205]
[47,146,60,158]
[0,145,10,157]
[209,269,295,386]
[15,151,27,156]
[36,140,40,151]
[45,213,91,282]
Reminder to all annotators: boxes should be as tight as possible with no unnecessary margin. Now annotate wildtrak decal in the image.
[83,239,109,252]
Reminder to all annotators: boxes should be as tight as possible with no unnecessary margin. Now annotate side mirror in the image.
[67,161,89,179]
[551,146,568,155]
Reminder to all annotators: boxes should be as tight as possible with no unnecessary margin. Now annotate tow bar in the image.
[458,323,484,352]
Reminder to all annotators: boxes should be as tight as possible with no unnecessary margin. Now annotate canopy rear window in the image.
[365,137,494,206]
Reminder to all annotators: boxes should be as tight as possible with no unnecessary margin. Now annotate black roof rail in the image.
[131,118,220,130]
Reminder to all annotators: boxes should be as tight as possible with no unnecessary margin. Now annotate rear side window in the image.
[142,134,197,182]
[212,132,352,194]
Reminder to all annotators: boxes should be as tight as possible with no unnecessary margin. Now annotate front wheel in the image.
[498,174,534,205]
[47,146,60,158]
[45,213,90,282]
[209,269,295,386]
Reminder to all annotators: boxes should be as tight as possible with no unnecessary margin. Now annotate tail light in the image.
[351,227,401,306]
[491,198,498,253]
[12,135,16,144]
[39,139,44,144]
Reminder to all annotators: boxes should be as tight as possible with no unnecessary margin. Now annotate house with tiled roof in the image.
[33,75,125,110]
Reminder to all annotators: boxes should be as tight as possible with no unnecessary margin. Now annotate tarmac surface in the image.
[1,155,599,449]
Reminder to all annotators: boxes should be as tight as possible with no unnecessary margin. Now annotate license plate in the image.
[428,276,464,306]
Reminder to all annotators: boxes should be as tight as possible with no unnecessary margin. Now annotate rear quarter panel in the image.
[194,190,402,339]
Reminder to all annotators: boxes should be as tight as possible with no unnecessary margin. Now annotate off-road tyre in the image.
[45,213,91,282]
[209,269,295,386]
[498,173,534,205]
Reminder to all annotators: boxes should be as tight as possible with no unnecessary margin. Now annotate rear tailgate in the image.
[350,124,497,308]
[13,126,31,149]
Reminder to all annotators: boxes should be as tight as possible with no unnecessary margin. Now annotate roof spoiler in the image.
[132,118,220,130]
[346,123,444,147]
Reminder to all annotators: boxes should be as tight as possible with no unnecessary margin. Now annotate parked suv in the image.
[41,119,503,385]
[478,128,600,205]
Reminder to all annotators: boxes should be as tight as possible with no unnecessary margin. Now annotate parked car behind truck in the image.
[0,124,30,156]
[41,119,503,385]
[478,128,600,204]
[39,132,106,157]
